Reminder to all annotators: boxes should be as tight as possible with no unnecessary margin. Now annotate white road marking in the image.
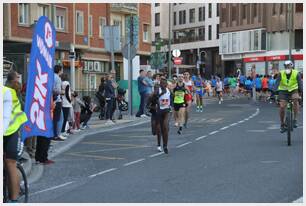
[238,120,244,123]
[176,141,192,148]
[220,126,229,130]
[260,161,280,164]
[230,123,238,126]
[124,158,145,166]
[209,131,219,135]
[30,181,75,196]
[247,130,266,133]
[88,168,117,178]
[195,135,207,141]
[149,152,164,158]
[244,118,250,121]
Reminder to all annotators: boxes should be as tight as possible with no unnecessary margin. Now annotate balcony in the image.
[172,35,205,44]
[111,3,138,15]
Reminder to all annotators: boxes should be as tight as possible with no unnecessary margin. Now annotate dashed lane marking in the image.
[195,135,207,141]
[247,130,266,133]
[238,120,244,123]
[176,141,192,148]
[30,181,75,196]
[209,131,219,135]
[149,152,164,158]
[230,123,238,126]
[89,168,117,178]
[67,153,124,160]
[220,126,229,130]
[124,158,146,166]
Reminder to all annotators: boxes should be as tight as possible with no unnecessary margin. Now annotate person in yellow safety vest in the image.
[274,60,303,133]
[3,71,28,203]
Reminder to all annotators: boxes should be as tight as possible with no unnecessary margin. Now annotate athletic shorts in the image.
[173,103,186,111]
[184,94,193,102]
[278,90,300,101]
[216,91,222,95]
[239,83,245,88]
[4,131,20,161]
[195,88,204,97]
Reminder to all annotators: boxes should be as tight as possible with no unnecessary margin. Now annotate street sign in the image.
[172,49,181,57]
[150,52,166,70]
[122,44,137,59]
[125,16,139,49]
[174,57,183,65]
[104,26,121,52]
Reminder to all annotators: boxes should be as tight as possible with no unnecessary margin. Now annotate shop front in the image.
[243,56,266,76]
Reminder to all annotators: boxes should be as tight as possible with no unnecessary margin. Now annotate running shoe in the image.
[293,120,298,128]
[157,146,162,152]
[174,122,179,127]
[177,126,182,134]
[163,147,168,154]
[280,124,287,133]
[219,101,221,104]
[183,123,187,128]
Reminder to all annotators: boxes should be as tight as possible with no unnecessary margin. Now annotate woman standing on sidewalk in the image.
[61,73,73,136]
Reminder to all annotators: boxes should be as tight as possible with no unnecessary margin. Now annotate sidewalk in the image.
[24,114,151,185]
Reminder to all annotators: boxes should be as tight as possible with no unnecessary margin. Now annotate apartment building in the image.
[219,3,303,76]
[152,3,221,78]
[3,3,151,91]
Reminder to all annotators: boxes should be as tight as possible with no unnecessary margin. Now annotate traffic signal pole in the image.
[168,3,172,78]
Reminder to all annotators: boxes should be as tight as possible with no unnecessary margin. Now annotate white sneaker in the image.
[58,134,67,140]
[105,120,115,125]
[74,129,81,133]
[140,114,147,118]
[221,98,223,102]
[157,146,162,152]
[174,122,179,127]
[61,132,69,137]
[219,101,221,104]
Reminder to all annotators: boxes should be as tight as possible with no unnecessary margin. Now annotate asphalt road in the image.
[28,98,303,203]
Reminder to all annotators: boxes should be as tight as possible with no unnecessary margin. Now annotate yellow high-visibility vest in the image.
[278,69,299,92]
[3,86,28,136]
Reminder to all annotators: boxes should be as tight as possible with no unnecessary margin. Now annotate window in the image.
[253,3,257,18]
[55,7,66,31]
[296,3,303,12]
[94,61,101,72]
[38,4,49,18]
[272,4,277,15]
[89,74,96,90]
[199,7,205,21]
[19,3,29,25]
[295,29,303,49]
[143,24,150,42]
[216,24,219,39]
[113,20,122,36]
[280,4,284,15]
[231,6,236,22]
[221,7,227,23]
[155,3,160,7]
[89,15,93,36]
[76,11,84,34]
[199,27,205,40]
[155,13,160,26]
[208,3,212,18]
[189,9,195,23]
[99,17,106,38]
[173,12,176,25]
[155,32,160,41]
[232,33,237,53]
[217,3,219,17]
[242,4,247,19]
[254,30,259,50]
[179,10,186,24]
[208,25,212,40]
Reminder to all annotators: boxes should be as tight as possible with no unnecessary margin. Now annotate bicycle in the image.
[285,99,294,146]
[3,143,29,203]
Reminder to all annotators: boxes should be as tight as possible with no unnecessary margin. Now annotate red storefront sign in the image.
[266,55,287,61]
[293,54,303,60]
[243,57,265,62]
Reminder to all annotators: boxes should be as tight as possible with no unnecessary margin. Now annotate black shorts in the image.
[239,83,244,88]
[173,103,186,111]
[278,90,299,101]
[4,131,20,161]
[216,91,222,95]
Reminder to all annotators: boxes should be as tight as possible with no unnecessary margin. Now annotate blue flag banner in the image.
[21,16,56,141]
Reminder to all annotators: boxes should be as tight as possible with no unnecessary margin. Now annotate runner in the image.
[216,77,224,104]
[194,73,205,112]
[183,71,193,128]
[173,74,187,134]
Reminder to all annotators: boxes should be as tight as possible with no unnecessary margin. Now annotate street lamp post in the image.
[288,3,293,61]
[168,3,172,78]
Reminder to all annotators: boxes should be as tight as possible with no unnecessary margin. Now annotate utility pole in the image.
[168,3,172,78]
[128,16,134,116]
[70,44,75,91]
[288,3,293,61]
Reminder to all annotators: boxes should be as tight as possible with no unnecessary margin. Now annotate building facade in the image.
[219,3,303,77]
[152,3,221,78]
[3,3,151,92]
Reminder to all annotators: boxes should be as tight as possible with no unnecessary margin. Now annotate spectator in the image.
[80,96,94,129]
[72,91,85,132]
[61,73,73,136]
[104,74,117,124]
[96,76,106,120]
[136,70,153,117]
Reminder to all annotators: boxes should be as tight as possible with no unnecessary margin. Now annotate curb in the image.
[28,117,150,185]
